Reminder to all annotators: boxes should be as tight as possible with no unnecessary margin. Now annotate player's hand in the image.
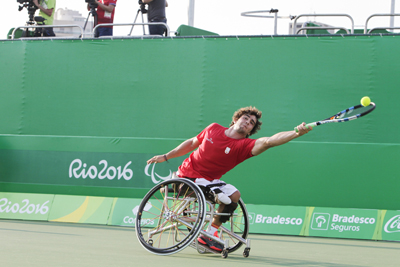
[147,155,167,164]
[296,122,312,136]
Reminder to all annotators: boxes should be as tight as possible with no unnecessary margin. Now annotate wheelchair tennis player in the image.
[147,106,311,252]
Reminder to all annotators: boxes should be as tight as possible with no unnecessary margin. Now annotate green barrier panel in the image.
[381,210,400,241]
[0,149,179,189]
[0,35,398,211]
[228,142,399,210]
[48,195,113,224]
[105,198,400,241]
[0,135,185,199]
[175,24,219,36]
[107,198,141,227]
[307,207,379,240]
[0,192,54,221]
[107,197,162,227]
[245,204,306,235]
[0,135,397,210]
[1,191,399,242]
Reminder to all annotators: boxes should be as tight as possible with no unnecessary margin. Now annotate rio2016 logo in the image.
[68,159,174,184]
[0,198,50,215]
[384,215,400,233]
[69,159,133,180]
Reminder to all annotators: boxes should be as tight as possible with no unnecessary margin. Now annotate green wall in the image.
[0,35,398,210]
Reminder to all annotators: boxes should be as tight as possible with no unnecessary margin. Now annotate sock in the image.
[209,223,220,236]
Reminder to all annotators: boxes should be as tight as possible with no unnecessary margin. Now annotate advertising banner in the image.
[48,195,113,224]
[108,197,164,228]
[246,204,307,235]
[381,210,400,241]
[0,149,180,190]
[0,192,54,221]
[1,190,399,242]
[107,198,143,227]
[307,207,379,240]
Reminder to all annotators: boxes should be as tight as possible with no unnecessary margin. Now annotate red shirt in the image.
[178,123,256,181]
[97,0,117,27]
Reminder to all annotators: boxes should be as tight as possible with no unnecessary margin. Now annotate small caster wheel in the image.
[243,247,250,258]
[221,249,228,258]
[148,239,153,246]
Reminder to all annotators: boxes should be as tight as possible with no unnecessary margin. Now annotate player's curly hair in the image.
[230,106,262,137]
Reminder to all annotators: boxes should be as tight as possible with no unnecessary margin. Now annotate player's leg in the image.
[213,190,240,225]
[198,184,240,252]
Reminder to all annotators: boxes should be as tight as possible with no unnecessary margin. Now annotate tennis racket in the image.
[295,102,376,132]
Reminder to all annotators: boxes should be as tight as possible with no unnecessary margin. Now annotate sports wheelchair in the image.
[135,178,251,258]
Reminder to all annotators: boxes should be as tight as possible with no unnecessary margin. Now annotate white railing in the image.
[241,9,294,35]
[239,10,400,35]
[364,14,400,33]
[292,14,354,35]
[93,22,170,37]
[296,27,349,34]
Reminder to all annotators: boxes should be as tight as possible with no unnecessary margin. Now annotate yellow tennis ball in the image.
[361,96,371,107]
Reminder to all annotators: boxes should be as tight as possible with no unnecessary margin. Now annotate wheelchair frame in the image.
[135,178,251,258]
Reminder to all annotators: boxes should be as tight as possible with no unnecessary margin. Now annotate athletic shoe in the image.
[197,235,224,252]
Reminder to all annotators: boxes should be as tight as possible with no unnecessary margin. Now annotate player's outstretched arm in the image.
[147,137,200,164]
[251,122,311,156]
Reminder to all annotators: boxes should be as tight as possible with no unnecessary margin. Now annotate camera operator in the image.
[33,0,56,36]
[88,0,117,37]
[141,0,168,36]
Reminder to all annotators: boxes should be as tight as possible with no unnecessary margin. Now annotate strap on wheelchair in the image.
[198,185,216,202]
[176,177,215,201]
[220,202,238,223]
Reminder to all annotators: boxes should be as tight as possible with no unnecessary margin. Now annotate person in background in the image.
[89,0,117,37]
[141,0,168,36]
[33,0,56,36]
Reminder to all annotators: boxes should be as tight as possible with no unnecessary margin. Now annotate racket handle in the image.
[294,123,315,133]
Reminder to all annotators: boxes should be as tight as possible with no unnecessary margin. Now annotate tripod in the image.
[129,5,147,36]
[18,1,38,37]
[83,5,98,37]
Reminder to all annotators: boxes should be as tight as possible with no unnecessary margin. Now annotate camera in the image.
[16,0,49,37]
[17,0,38,24]
[138,0,147,14]
[85,0,98,9]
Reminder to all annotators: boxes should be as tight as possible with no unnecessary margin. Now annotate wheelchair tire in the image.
[135,178,206,255]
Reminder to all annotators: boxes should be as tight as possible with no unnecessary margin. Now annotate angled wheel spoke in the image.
[135,178,206,255]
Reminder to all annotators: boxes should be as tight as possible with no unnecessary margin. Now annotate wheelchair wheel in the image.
[219,198,249,253]
[135,178,206,255]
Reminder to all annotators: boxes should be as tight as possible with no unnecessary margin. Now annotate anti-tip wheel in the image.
[221,249,228,258]
[243,247,250,258]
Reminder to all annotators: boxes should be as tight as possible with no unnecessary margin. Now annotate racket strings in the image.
[330,104,374,121]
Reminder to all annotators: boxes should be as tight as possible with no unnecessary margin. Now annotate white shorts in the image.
[193,178,238,197]
[174,171,238,196]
